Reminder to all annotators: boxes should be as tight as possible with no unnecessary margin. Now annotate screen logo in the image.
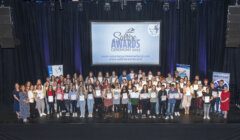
[148,24,160,37]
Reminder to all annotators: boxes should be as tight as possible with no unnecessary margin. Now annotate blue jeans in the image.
[79,101,86,116]
[87,99,94,114]
[156,100,159,115]
[167,102,175,116]
[128,102,132,113]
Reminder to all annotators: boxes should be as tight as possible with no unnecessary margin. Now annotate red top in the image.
[47,90,54,96]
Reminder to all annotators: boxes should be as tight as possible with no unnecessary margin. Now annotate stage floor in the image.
[0,105,240,140]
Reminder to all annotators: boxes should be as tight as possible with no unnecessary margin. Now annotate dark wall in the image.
[0,0,239,105]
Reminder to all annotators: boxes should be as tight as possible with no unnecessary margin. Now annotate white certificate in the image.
[57,94,62,100]
[153,81,158,86]
[122,93,128,99]
[88,94,93,99]
[107,93,112,99]
[193,85,198,90]
[48,96,54,102]
[174,93,180,99]
[150,92,157,98]
[212,91,217,97]
[39,93,44,99]
[79,95,85,101]
[218,91,222,97]
[114,94,119,99]
[53,86,56,91]
[198,81,202,85]
[161,95,167,101]
[205,96,210,103]
[64,94,69,100]
[71,94,77,100]
[169,94,175,99]
[186,90,191,96]
[130,92,139,98]
[180,83,184,88]
[61,86,65,90]
[96,90,101,97]
[197,91,203,97]
[140,93,148,99]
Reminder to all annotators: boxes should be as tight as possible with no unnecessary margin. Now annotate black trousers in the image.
[159,101,166,115]
[30,102,36,118]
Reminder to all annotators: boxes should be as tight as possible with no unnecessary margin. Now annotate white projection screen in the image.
[91,21,161,65]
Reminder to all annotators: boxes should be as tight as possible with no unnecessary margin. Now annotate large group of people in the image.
[12,70,230,123]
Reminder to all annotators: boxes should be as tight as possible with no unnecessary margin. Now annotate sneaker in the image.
[59,112,62,117]
[165,116,169,120]
[40,113,43,117]
[23,119,28,123]
[57,114,60,118]
[170,115,173,119]
[207,116,210,120]
[178,112,181,116]
[42,113,47,116]
[203,116,206,120]
[153,116,156,119]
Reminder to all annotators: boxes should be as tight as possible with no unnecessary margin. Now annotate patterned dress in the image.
[19,92,30,119]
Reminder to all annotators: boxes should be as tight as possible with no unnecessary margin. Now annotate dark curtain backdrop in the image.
[0,0,240,105]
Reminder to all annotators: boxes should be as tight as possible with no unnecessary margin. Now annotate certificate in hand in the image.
[57,94,62,100]
[64,94,69,100]
[96,90,101,97]
[122,93,128,99]
[79,95,85,101]
[193,85,198,90]
[88,94,93,99]
[48,96,54,102]
[161,95,167,101]
[169,94,174,99]
[150,92,157,98]
[197,91,203,97]
[212,91,217,97]
[205,96,210,103]
[114,94,119,99]
[71,94,77,100]
[174,93,180,99]
[107,93,112,99]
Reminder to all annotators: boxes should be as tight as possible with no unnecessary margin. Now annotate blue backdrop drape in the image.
[0,0,240,105]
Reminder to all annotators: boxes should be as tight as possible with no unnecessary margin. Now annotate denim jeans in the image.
[79,101,86,116]
[167,102,175,116]
[128,102,132,113]
[87,99,94,114]
[156,100,159,115]
[204,103,211,117]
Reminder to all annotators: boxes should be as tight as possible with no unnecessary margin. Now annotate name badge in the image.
[96,90,101,97]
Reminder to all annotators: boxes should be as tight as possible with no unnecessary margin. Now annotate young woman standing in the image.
[130,86,140,119]
[69,85,78,117]
[202,87,212,120]
[182,81,192,115]
[19,85,30,123]
[78,86,86,118]
[94,82,103,118]
[103,88,113,118]
[221,86,230,119]
[36,85,46,117]
[13,83,20,119]
[149,85,158,118]
[28,85,36,118]
[112,84,121,119]
[87,84,95,118]
[140,85,149,118]
[47,85,55,116]
[55,84,64,118]
[121,85,129,119]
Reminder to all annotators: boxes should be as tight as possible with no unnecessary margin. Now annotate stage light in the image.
[77,2,83,12]
[191,1,197,11]
[163,1,169,12]
[104,2,111,11]
[136,2,142,12]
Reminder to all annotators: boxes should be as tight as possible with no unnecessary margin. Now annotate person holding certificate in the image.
[63,85,70,117]
[87,85,95,118]
[78,86,86,118]
[130,86,140,119]
[55,84,64,118]
[113,84,121,118]
[140,85,149,118]
[19,85,30,123]
[47,85,55,116]
[182,81,192,115]
[221,86,230,119]
[209,82,217,113]
[158,84,167,118]
[149,85,158,118]
[36,85,46,117]
[165,84,177,120]
[103,88,113,118]
[216,80,224,115]
[94,81,103,118]
[121,86,129,119]
[175,83,182,117]
[202,88,212,120]
[196,85,203,116]
[28,85,36,119]
[69,85,78,117]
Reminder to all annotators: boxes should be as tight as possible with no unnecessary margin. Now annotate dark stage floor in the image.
[0,104,240,140]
